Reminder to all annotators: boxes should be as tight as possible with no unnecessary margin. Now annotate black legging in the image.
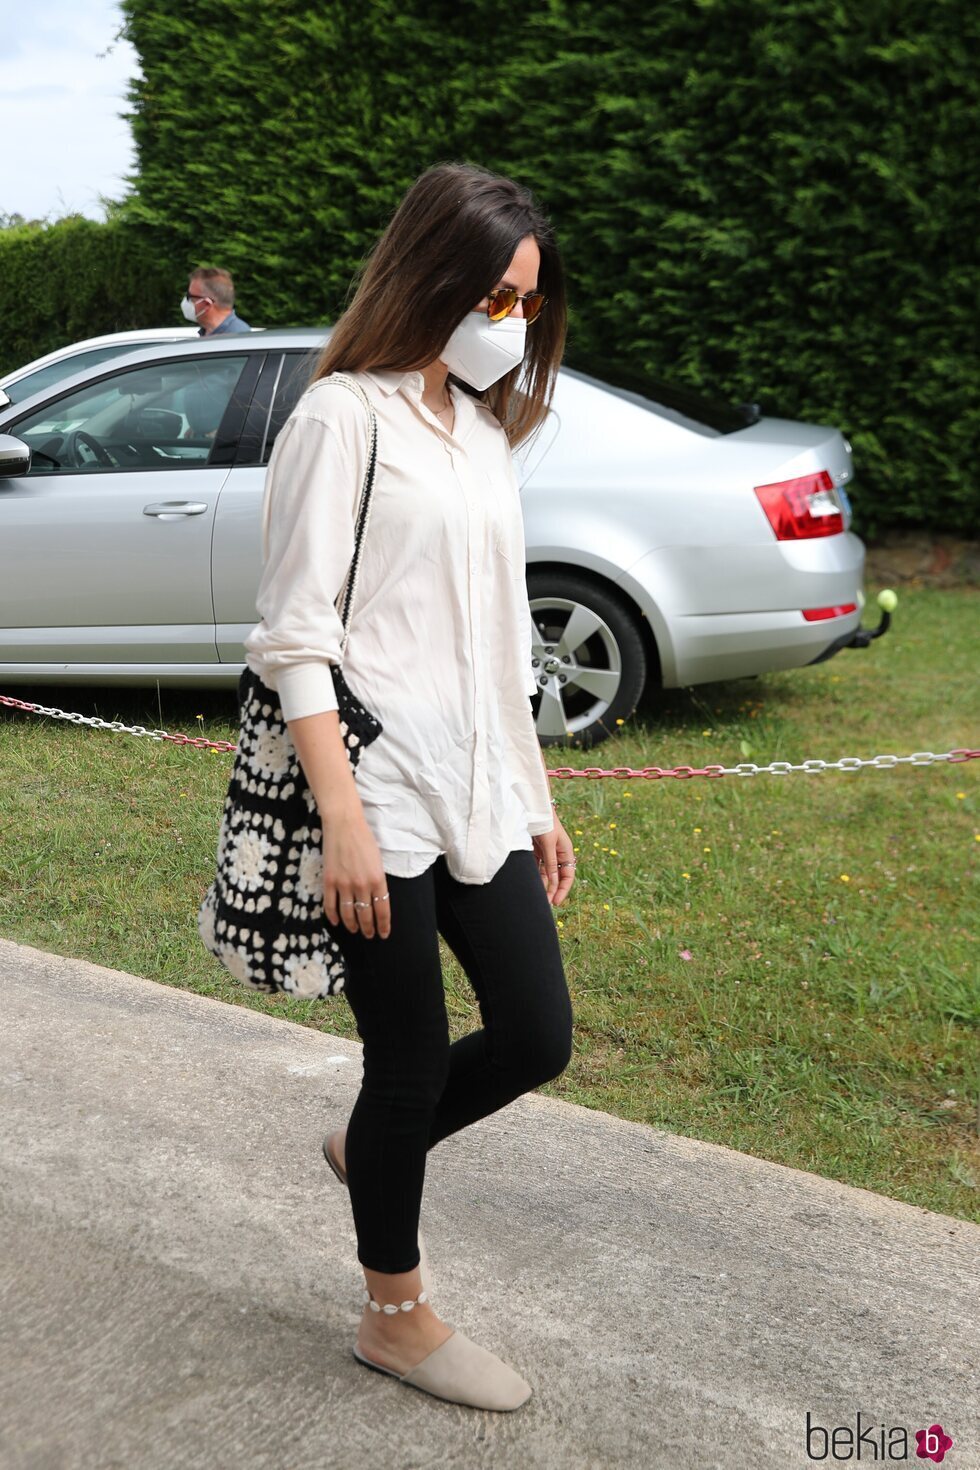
[326,848,574,1273]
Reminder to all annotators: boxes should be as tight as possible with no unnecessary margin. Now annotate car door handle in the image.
[142,501,209,517]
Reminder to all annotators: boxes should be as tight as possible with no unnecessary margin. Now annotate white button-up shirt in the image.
[243,366,555,883]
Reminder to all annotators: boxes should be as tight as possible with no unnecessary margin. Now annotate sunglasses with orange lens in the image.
[485,287,547,324]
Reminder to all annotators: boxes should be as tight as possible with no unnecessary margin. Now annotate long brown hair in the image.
[310,162,566,450]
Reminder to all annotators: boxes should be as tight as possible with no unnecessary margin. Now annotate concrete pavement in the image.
[0,936,976,1470]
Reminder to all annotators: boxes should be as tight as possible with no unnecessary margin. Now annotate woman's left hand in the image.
[532,813,576,906]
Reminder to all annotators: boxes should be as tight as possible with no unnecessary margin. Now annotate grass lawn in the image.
[1,585,977,1221]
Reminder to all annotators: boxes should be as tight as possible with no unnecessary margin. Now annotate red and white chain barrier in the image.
[546,752,979,780]
[2,692,976,780]
[0,692,239,752]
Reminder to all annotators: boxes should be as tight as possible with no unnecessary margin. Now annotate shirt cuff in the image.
[528,817,556,836]
[270,662,339,722]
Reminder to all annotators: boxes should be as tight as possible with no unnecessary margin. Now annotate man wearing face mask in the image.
[180,267,251,336]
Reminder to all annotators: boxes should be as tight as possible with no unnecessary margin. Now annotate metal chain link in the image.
[2,693,975,776]
[546,751,979,779]
[0,694,238,752]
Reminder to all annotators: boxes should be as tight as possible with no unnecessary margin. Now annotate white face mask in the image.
[438,311,527,391]
[180,294,204,323]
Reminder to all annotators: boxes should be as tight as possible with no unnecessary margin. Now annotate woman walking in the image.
[243,162,576,1411]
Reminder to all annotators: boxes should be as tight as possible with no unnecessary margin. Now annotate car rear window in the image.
[566,363,761,434]
[262,351,318,462]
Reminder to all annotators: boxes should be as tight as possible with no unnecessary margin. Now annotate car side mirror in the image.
[0,433,31,477]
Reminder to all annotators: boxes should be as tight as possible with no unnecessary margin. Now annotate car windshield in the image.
[569,362,761,434]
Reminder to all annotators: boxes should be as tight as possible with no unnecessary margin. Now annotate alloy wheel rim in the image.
[528,596,623,738]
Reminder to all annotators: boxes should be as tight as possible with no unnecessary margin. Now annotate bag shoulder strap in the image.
[314,372,379,659]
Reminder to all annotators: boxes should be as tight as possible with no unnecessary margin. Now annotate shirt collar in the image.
[360,367,423,397]
[209,311,240,336]
[361,366,472,440]
[198,310,239,338]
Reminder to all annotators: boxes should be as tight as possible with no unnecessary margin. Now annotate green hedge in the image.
[116,0,978,538]
[6,2,978,539]
[0,215,175,377]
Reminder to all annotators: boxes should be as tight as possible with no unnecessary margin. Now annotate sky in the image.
[0,0,139,222]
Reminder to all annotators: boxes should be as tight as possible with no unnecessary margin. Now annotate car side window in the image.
[14,355,248,475]
[3,345,156,407]
[261,353,314,463]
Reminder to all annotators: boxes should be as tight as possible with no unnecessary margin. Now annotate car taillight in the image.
[801,603,857,621]
[754,471,844,540]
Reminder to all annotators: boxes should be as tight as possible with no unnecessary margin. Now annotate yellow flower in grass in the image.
[840,874,851,883]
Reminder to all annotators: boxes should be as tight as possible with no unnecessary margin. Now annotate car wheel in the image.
[525,570,647,748]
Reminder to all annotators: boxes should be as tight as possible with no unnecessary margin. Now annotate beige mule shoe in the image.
[322,1132,433,1294]
[353,1288,532,1412]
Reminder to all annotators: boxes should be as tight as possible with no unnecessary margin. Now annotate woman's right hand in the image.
[284,709,391,941]
[322,813,391,939]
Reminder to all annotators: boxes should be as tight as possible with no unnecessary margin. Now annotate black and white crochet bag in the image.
[197,373,382,1000]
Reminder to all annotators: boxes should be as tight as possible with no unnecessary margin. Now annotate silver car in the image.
[0,328,877,747]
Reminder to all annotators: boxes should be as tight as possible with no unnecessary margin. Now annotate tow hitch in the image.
[808,589,897,665]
